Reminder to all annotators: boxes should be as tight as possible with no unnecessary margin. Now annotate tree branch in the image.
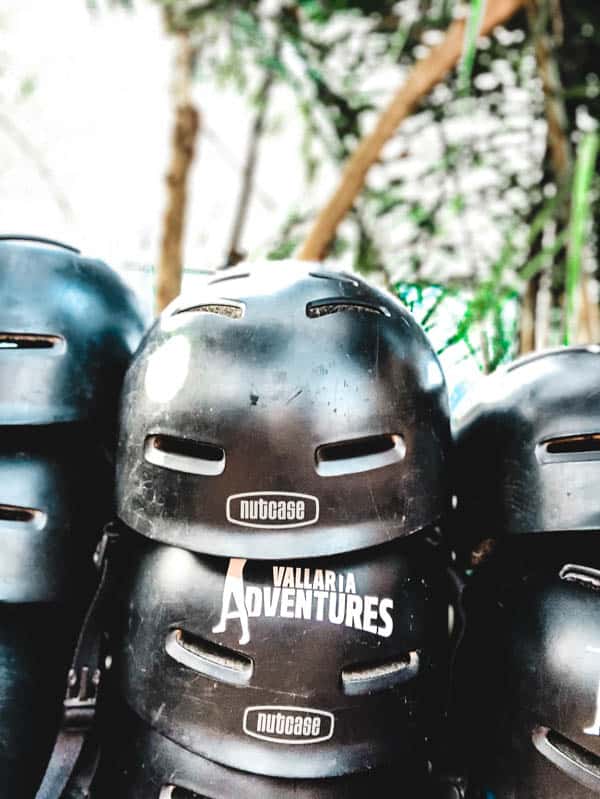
[298,0,527,262]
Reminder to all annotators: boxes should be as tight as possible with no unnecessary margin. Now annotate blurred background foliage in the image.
[8,0,600,403]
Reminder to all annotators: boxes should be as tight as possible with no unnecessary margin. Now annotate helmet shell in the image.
[0,236,146,433]
[118,533,449,779]
[454,346,600,545]
[116,261,449,558]
[97,703,430,799]
[0,428,111,602]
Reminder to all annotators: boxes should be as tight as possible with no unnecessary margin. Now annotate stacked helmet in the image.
[0,235,146,792]
[457,542,600,798]
[117,260,450,558]
[116,533,449,781]
[0,235,145,434]
[452,346,600,797]
[98,703,429,798]
[454,346,600,550]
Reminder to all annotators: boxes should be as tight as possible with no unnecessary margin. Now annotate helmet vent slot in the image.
[145,435,226,477]
[341,651,420,695]
[532,726,600,790]
[538,434,600,463]
[165,628,253,686]
[0,504,46,529]
[316,434,405,477]
[161,788,208,799]
[173,302,244,319]
[306,299,390,318]
[559,564,600,592]
[0,332,64,350]
[209,272,250,286]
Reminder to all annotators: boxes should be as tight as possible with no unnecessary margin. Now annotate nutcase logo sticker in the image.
[226,491,319,529]
[243,705,335,745]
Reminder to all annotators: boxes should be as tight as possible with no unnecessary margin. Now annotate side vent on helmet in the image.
[0,333,65,351]
[559,564,600,592]
[165,628,253,686]
[341,651,420,696]
[315,434,405,477]
[306,299,390,319]
[173,302,244,319]
[144,435,226,477]
[0,505,46,530]
[537,434,600,464]
[160,787,209,799]
[532,726,600,791]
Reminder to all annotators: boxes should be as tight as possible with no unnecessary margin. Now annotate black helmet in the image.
[0,428,111,602]
[116,260,450,558]
[453,346,600,550]
[456,543,600,797]
[97,702,431,798]
[0,236,146,433]
[116,533,449,779]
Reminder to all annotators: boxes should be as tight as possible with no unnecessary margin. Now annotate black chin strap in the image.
[35,523,120,799]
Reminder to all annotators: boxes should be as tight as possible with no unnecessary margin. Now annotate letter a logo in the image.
[212,558,251,645]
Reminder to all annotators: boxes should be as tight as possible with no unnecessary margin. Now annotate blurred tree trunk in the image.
[155,29,200,314]
[520,0,570,353]
[298,0,526,262]
[226,55,278,267]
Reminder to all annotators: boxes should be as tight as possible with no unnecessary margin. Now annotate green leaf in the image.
[563,129,599,344]
[457,0,486,96]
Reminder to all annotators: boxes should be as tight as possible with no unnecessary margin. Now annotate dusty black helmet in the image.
[97,702,431,798]
[453,346,600,550]
[0,236,146,433]
[116,260,449,558]
[0,428,111,602]
[456,542,600,798]
[116,533,449,780]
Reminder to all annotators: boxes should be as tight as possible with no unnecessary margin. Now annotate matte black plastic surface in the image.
[117,533,449,779]
[117,260,450,558]
[0,428,110,602]
[454,539,600,798]
[0,603,76,798]
[454,346,600,545]
[0,236,146,431]
[95,703,432,798]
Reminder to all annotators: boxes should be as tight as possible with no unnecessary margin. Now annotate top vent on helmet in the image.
[208,272,251,286]
[306,299,390,319]
[173,302,245,320]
